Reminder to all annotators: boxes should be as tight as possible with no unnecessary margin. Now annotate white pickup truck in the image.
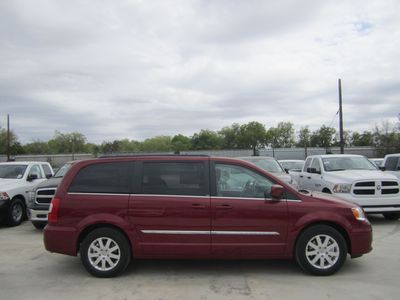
[0,161,53,226]
[297,154,400,220]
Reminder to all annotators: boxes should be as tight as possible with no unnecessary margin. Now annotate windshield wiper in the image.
[328,168,346,171]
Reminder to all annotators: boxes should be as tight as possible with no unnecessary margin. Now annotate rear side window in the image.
[41,164,53,177]
[69,162,132,194]
[141,162,206,196]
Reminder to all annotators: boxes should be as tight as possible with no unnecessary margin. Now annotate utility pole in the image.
[338,79,344,154]
[7,114,11,161]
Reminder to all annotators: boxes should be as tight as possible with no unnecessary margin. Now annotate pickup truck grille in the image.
[353,181,399,196]
[35,188,57,205]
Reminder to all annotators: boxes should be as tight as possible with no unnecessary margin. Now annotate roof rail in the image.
[97,153,210,158]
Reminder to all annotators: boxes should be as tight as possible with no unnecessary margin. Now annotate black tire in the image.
[295,225,347,276]
[383,213,400,220]
[32,221,47,229]
[322,188,332,194]
[7,198,25,226]
[80,227,131,278]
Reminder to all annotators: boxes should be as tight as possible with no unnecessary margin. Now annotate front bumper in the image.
[0,199,9,209]
[334,193,400,213]
[29,208,49,221]
[350,224,373,258]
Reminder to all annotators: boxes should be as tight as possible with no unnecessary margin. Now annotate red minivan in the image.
[44,155,372,277]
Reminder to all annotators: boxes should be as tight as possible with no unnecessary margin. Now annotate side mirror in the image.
[269,184,284,200]
[27,174,38,181]
[46,174,53,179]
[284,168,289,174]
[307,167,320,174]
[379,166,386,171]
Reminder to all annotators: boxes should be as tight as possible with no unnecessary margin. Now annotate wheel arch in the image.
[322,188,332,194]
[293,221,351,256]
[76,223,133,256]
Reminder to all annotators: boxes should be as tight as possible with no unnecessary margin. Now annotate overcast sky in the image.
[1,0,399,144]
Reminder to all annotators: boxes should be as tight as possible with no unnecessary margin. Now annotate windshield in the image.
[280,161,304,170]
[322,157,377,171]
[242,158,284,173]
[54,163,73,178]
[0,165,28,179]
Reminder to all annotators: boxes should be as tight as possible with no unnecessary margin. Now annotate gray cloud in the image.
[1,0,400,144]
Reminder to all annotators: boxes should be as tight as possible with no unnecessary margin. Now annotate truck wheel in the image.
[80,227,131,278]
[383,213,400,220]
[32,221,47,229]
[7,198,25,226]
[295,225,347,275]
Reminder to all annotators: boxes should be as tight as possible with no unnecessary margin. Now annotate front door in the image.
[130,160,211,258]
[211,162,288,258]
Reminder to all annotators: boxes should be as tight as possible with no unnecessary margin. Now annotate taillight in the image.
[48,197,61,224]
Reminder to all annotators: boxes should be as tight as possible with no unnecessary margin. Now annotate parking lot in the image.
[0,216,399,300]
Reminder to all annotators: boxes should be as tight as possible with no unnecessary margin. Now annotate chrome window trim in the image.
[211,196,302,202]
[133,194,210,198]
[67,193,301,202]
[68,192,130,197]
[141,230,280,236]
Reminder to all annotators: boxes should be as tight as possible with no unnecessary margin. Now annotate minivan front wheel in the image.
[295,225,347,275]
[80,228,131,277]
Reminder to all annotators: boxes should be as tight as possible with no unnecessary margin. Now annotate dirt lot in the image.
[0,216,399,300]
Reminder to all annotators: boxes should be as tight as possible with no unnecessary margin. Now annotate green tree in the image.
[140,136,172,152]
[351,131,374,146]
[239,122,267,156]
[373,121,400,155]
[273,122,296,148]
[310,125,336,149]
[219,123,241,149]
[297,126,311,157]
[24,140,50,154]
[48,131,87,154]
[0,127,19,155]
[171,134,192,153]
[191,130,222,150]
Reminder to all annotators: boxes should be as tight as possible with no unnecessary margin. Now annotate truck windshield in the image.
[0,165,28,179]
[54,163,73,178]
[322,157,377,171]
[241,158,285,173]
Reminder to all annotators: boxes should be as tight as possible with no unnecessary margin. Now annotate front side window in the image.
[303,158,312,172]
[310,159,321,173]
[215,164,274,199]
[142,162,206,196]
[29,165,44,179]
[69,162,132,194]
[385,157,400,171]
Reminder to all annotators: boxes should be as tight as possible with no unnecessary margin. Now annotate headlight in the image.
[28,191,36,205]
[351,207,367,221]
[333,183,352,193]
[0,192,10,201]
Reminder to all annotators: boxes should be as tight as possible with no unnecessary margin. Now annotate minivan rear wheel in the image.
[80,228,131,277]
[295,225,347,275]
